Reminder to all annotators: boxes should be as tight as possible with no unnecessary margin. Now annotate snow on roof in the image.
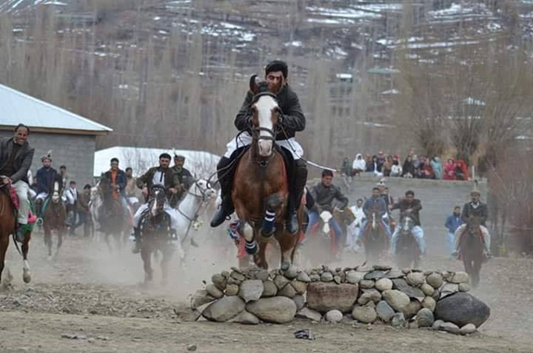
[94,146,220,178]
[0,83,112,134]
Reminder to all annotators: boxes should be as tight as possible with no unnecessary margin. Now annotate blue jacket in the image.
[103,169,128,196]
[445,214,462,233]
[363,197,387,218]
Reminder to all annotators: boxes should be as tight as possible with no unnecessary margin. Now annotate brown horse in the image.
[333,207,356,249]
[96,177,131,251]
[362,211,389,264]
[42,181,66,258]
[232,77,301,271]
[0,184,32,286]
[459,217,485,288]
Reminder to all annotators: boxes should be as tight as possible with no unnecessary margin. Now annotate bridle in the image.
[250,91,282,151]
[176,179,214,222]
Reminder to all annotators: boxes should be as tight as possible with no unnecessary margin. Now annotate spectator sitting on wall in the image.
[352,154,366,176]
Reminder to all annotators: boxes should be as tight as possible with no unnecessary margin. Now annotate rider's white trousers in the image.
[224,132,303,160]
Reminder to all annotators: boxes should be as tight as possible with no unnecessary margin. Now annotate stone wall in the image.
[191,265,490,335]
[0,131,96,187]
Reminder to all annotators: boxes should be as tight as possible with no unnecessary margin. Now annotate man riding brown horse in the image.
[0,124,35,242]
[210,60,308,235]
[35,151,63,225]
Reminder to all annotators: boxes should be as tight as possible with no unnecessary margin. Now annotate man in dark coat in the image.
[170,154,193,207]
[34,151,62,223]
[210,60,308,234]
[131,153,180,253]
[102,158,129,216]
[306,170,349,249]
[0,124,35,242]
[389,190,425,256]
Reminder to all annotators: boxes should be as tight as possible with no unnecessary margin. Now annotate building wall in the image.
[0,131,96,187]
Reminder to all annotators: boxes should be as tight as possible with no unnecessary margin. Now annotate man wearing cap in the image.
[76,184,93,237]
[170,154,193,207]
[210,60,308,235]
[452,188,491,259]
[35,150,62,223]
[102,158,129,218]
[131,153,181,254]
[0,124,35,242]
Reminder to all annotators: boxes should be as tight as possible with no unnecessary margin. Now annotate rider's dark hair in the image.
[372,187,380,192]
[454,205,461,210]
[125,167,132,172]
[14,123,30,134]
[110,158,119,164]
[405,190,415,196]
[265,60,288,79]
[60,165,66,169]
[69,180,76,185]
[322,169,334,178]
[159,153,172,160]
[84,184,92,190]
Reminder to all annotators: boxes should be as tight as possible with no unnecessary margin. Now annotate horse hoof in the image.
[281,261,290,271]
[23,273,32,284]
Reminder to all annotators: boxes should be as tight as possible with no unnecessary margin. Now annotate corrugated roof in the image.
[94,146,220,178]
[0,83,112,134]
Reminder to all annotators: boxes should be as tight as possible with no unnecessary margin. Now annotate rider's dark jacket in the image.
[36,166,62,195]
[234,83,306,140]
[136,167,179,199]
[309,182,349,213]
[363,197,387,218]
[461,202,488,226]
[103,169,127,196]
[0,137,34,184]
[391,198,423,226]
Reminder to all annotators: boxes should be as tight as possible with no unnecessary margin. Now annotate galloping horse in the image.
[0,182,32,286]
[333,207,356,250]
[139,180,215,284]
[301,209,338,267]
[232,76,302,270]
[362,211,389,263]
[394,213,420,269]
[96,176,131,251]
[459,216,485,288]
[42,181,66,258]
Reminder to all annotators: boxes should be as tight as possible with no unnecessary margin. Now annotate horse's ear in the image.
[249,74,260,95]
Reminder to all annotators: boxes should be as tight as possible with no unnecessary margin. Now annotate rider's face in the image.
[322,176,333,187]
[357,200,363,207]
[405,194,414,203]
[372,189,380,198]
[453,208,461,216]
[159,158,171,169]
[13,127,29,145]
[42,159,51,168]
[110,162,119,171]
[265,71,285,93]
[174,158,184,168]
[471,194,480,203]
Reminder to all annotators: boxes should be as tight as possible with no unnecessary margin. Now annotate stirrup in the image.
[36,218,44,226]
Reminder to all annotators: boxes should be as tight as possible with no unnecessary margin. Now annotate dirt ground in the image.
[1,230,533,353]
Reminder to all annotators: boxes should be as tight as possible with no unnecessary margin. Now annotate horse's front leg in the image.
[22,231,32,283]
[44,228,52,257]
[276,226,298,271]
[0,234,9,285]
[260,194,284,238]
[141,246,153,284]
[56,228,63,255]
[160,246,173,286]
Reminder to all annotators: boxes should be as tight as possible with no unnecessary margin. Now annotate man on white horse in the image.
[210,60,308,234]
[35,151,62,224]
[131,153,181,254]
[0,124,35,242]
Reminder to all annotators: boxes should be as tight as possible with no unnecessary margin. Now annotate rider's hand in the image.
[1,177,12,185]
[406,208,413,213]
[169,188,178,194]
[113,185,119,191]
[142,187,148,197]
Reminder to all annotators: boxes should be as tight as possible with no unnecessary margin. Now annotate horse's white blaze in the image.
[151,190,159,215]
[403,217,411,232]
[243,223,254,242]
[256,96,277,157]
[371,213,377,229]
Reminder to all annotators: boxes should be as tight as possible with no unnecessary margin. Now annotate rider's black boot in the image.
[286,159,308,235]
[211,157,235,228]
[131,227,142,254]
[35,199,43,225]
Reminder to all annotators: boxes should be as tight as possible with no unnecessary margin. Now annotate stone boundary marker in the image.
[189,265,490,335]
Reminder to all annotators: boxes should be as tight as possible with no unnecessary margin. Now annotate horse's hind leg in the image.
[141,248,153,284]
[254,241,269,270]
[56,230,63,257]
[22,232,32,283]
[160,248,173,286]
[472,260,482,288]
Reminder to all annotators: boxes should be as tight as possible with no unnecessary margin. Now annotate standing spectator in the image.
[443,158,456,180]
[65,181,79,235]
[455,160,469,181]
[402,155,415,178]
[352,154,366,176]
[391,160,402,177]
[431,157,442,179]
[59,165,70,199]
[340,157,352,177]
[445,206,462,258]
[76,184,92,237]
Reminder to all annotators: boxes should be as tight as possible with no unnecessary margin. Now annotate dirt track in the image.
[1,231,533,353]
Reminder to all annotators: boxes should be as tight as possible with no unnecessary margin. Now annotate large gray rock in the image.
[273,275,290,290]
[416,308,435,327]
[450,271,470,284]
[439,322,461,334]
[422,296,436,312]
[382,290,410,312]
[296,307,322,322]
[406,272,425,287]
[190,290,215,310]
[392,279,425,301]
[278,283,297,298]
[256,270,269,282]
[284,265,299,280]
[206,284,224,299]
[352,306,377,324]
[202,297,245,322]
[358,289,382,305]
[435,292,491,328]
[297,272,311,283]
[325,310,343,323]
[230,311,260,325]
[385,269,404,279]
[238,280,264,303]
[420,283,435,296]
[364,270,385,280]
[291,280,308,295]
[225,284,239,296]
[359,280,375,289]
[321,272,334,282]
[376,301,395,323]
[307,283,359,313]
[211,274,227,291]
[346,270,364,284]
[246,297,297,324]
[426,273,444,289]
[375,278,393,292]
[459,283,471,292]
[262,281,277,297]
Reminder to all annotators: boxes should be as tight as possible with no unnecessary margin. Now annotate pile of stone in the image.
[190,265,490,334]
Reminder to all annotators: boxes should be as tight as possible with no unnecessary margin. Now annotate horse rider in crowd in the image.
[170,154,193,208]
[35,150,63,223]
[356,187,391,245]
[102,158,130,218]
[389,190,425,258]
[0,124,35,242]
[306,170,349,250]
[210,60,308,235]
[452,186,492,259]
[131,153,181,254]
[125,167,140,207]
